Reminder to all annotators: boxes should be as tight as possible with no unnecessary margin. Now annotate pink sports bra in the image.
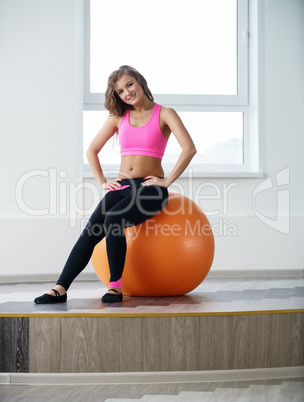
[118,103,168,160]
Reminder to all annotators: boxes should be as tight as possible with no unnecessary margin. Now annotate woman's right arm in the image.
[86,115,120,187]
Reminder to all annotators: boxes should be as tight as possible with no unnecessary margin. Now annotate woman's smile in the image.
[114,74,147,106]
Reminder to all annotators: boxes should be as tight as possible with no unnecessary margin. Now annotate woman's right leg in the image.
[34,190,123,302]
[55,190,124,292]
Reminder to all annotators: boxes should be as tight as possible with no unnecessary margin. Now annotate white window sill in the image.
[82,167,264,179]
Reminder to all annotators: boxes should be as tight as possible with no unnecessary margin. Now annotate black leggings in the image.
[56,177,169,291]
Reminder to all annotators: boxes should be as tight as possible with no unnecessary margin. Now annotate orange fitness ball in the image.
[91,192,215,296]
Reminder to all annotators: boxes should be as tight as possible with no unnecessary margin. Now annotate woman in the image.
[34,65,197,304]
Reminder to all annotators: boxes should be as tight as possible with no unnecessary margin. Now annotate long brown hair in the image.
[104,65,154,116]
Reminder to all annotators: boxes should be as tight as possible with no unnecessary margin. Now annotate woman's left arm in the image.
[144,108,197,187]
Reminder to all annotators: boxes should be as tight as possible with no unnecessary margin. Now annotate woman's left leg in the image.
[103,184,169,287]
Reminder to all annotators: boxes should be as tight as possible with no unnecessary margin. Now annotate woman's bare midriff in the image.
[117,155,165,179]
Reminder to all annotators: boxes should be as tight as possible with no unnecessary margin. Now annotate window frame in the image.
[83,0,263,178]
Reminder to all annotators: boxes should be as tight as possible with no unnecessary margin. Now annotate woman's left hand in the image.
[141,176,169,188]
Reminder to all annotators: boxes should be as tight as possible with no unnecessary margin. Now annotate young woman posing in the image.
[34,65,197,304]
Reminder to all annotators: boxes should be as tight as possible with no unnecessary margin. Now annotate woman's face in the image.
[114,74,145,106]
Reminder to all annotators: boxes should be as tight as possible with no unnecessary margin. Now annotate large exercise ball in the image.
[91,192,215,296]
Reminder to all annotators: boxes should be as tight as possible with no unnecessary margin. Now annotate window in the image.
[83,0,256,177]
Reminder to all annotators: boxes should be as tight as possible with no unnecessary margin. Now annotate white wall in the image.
[0,0,84,280]
[0,0,303,282]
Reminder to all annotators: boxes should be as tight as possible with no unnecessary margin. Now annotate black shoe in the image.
[101,289,123,303]
[34,288,67,304]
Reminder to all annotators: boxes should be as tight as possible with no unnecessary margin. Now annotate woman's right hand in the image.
[101,178,123,191]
